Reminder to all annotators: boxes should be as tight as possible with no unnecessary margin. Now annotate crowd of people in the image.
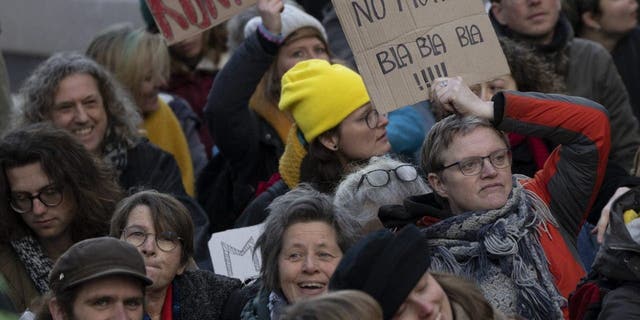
[1,0,640,319]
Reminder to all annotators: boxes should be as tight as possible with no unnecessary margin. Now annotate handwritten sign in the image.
[332,0,510,114]
[145,0,257,45]
[209,223,264,281]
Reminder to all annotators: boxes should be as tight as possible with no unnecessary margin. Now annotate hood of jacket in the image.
[592,187,640,281]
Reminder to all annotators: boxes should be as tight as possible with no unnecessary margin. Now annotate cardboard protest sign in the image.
[209,223,264,281]
[145,0,257,45]
[332,0,510,114]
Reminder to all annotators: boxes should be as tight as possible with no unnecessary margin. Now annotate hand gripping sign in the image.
[332,0,510,114]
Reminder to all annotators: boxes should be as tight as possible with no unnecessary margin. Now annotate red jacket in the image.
[497,92,611,318]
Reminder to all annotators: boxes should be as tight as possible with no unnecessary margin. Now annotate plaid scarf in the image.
[423,177,565,319]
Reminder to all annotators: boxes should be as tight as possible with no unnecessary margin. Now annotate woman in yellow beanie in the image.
[236,59,392,227]
[200,0,332,232]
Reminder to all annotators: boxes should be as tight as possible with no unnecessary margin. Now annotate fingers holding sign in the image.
[258,0,284,35]
[431,77,494,121]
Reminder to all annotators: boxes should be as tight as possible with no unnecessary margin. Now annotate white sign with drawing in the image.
[209,223,264,282]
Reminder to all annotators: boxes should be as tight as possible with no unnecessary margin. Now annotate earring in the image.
[333,145,339,150]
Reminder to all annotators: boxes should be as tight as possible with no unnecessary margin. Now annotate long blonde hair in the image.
[86,23,170,113]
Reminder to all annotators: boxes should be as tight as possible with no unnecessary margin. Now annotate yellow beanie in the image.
[279,59,370,143]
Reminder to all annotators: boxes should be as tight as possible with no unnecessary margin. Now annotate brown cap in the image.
[49,237,152,292]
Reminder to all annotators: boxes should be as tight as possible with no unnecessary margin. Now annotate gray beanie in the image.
[243,4,327,43]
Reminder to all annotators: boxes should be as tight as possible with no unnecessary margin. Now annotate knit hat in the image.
[279,59,370,142]
[279,125,308,188]
[329,225,431,320]
[243,4,327,43]
[49,237,152,293]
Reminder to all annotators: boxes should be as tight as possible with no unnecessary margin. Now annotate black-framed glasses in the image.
[9,185,64,214]
[122,227,182,252]
[365,109,380,129]
[439,148,512,176]
[356,165,419,190]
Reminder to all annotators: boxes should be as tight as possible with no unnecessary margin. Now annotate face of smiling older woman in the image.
[278,221,343,303]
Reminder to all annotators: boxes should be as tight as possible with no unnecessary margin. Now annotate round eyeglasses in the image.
[356,164,419,190]
[439,148,512,176]
[365,109,380,129]
[10,185,64,214]
[122,228,182,252]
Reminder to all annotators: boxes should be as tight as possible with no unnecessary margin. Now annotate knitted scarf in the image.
[10,236,54,294]
[423,178,565,320]
[102,132,130,175]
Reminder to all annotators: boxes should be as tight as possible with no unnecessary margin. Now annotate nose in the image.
[112,303,128,320]
[378,113,389,128]
[31,198,47,215]
[140,235,156,256]
[302,256,318,273]
[415,298,435,317]
[73,103,89,122]
[480,157,498,178]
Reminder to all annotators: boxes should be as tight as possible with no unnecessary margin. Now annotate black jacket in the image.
[201,31,284,232]
[171,270,242,320]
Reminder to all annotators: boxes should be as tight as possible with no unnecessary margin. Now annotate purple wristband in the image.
[258,23,284,45]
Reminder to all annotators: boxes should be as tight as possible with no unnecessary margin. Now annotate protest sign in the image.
[209,223,264,281]
[145,0,257,45]
[332,0,510,114]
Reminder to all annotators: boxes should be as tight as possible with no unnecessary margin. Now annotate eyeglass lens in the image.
[365,165,418,187]
[124,228,180,252]
[366,109,380,129]
[10,187,63,213]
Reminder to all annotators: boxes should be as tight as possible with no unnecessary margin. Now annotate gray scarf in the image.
[423,178,565,319]
[11,236,53,294]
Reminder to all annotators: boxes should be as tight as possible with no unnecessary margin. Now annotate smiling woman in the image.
[236,184,360,320]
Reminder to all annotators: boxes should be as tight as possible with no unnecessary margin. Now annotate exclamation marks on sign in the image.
[413,62,449,91]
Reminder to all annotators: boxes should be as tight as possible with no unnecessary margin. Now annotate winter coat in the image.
[0,244,37,312]
[612,26,640,123]
[142,98,195,196]
[160,93,208,177]
[169,270,242,320]
[491,13,640,171]
[166,62,217,157]
[201,31,285,232]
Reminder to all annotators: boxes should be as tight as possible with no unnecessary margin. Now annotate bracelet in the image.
[258,23,284,45]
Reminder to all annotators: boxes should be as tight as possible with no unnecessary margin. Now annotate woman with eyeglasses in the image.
[394,76,609,318]
[333,156,431,232]
[235,59,391,228]
[0,124,122,312]
[110,190,242,320]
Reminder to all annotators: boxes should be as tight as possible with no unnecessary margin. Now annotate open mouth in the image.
[297,282,326,295]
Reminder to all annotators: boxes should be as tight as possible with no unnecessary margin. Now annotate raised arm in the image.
[204,0,283,169]
[494,91,610,239]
